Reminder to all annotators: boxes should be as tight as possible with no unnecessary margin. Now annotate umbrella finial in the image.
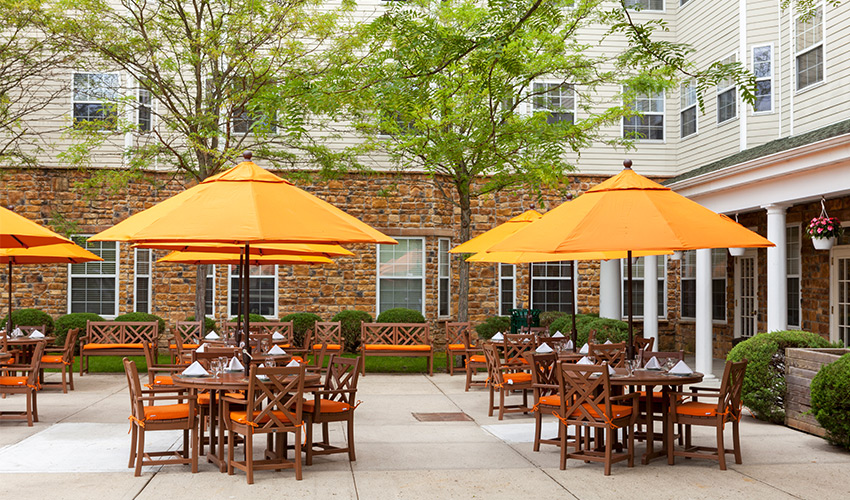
[243,151,253,161]
[565,193,573,201]
[623,159,632,169]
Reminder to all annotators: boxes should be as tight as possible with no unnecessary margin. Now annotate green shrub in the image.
[230,314,267,325]
[539,311,567,328]
[281,312,321,347]
[811,353,850,450]
[547,314,623,345]
[376,307,425,323]
[331,310,372,353]
[186,315,217,334]
[2,308,55,334]
[475,316,511,340]
[727,330,832,423]
[54,312,104,348]
[114,312,166,335]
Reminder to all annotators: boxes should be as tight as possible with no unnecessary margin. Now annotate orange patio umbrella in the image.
[0,206,73,249]
[490,161,775,356]
[157,251,334,266]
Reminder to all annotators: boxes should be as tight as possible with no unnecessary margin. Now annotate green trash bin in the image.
[509,308,541,333]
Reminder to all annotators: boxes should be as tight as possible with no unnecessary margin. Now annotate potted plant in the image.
[806,210,842,251]
[728,247,746,257]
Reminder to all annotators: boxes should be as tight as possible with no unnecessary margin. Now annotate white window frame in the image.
[752,44,774,113]
[716,52,738,125]
[530,261,577,313]
[624,0,665,12]
[711,249,728,324]
[621,256,667,320]
[137,86,153,132]
[72,72,120,130]
[795,4,825,92]
[205,265,216,318]
[680,80,698,139]
[680,250,697,320]
[499,264,516,317]
[438,238,451,318]
[622,87,665,142]
[67,236,119,318]
[227,264,278,318]
[134,248,152,314]
[786,224,802,328]
[376,237,426,315]
[531,81,576,125]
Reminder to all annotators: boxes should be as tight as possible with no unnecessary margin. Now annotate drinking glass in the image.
[625,359,637,376]
[209,359,222,376]
[664,357,677,372]
[265,357,276,368]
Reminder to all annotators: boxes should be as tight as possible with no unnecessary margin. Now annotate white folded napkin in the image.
[29,330,44,338]
[11,327,23,337]
[268,345,286,355]
[227,356,244,371]
[579,343,589,354]
[607,363,616,375]
[272,331,285,340]
[535,342,553,353]
[205,331,220,340]
[181,361,210,377]
[645,356,661,370]
[604,340,612,345]
[491,332,504,341]
[576,356,592,365]
[552,331,564,338]
[565,339,574,350]
[286,359,300,367]
[196,343,207,353]
[669,360,693,375]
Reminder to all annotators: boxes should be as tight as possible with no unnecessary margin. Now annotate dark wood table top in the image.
[173,371,322,391]
[609,368,703,386]
[3,336,54,344]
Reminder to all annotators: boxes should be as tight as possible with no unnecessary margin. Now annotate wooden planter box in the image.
[785,347,850,436]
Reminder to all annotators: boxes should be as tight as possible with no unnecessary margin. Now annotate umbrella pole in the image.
[571,261,577,352]
[626,250,635,359]
[527,263,532,327]
[7,261,12,333]
[236,250,243,346]
[243,243,252,375]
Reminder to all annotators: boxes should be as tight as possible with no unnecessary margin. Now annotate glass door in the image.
[736,252,758,338]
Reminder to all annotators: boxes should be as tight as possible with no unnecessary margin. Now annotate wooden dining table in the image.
[173,371,322,472]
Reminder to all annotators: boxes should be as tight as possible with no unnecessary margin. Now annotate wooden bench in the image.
[80,321,159,375]
[360,323,433,376]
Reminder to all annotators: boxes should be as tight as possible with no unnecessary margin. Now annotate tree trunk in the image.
[458,190,471,322]
[195,264,207,327]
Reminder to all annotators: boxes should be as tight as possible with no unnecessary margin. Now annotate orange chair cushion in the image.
[507,357,529,365]
[197,393,211,405]
[364,344,431,352]
[571,403,632,420]
[538,395,561,407]
[447,343,466,351]
[153,376,174,386]
[303,398,352,413]
[638,391,665,400]
[143,403,189,421]
[169,343,200,350]
[313,343,342,351]
[675,402,719,417]
[83,343,144,350]
[0,376,27,386]
[503,372,532,384]
[468,355,486,363]
[41,354,65,364]
[291,356,304,363]
[229,410,295,425]
[276,344,292,349]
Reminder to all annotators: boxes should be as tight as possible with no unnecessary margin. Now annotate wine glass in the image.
[664,357,677,372]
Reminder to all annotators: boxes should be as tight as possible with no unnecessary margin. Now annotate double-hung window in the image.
[680,250,726,321]
[229,265,277,317]
[377,238,424,315]
[623,89,664,141]
[796,6,824,90]
[717,54,738,124]
[622,257,666,319]
[438,239,451,317]
[72,72,119,129]
[680,80,697,138]
[138,87,152,132]
[532,82,575,125]
[69,237,118,317]
[499,264,516,316]
[752,45,773,112]
[531,261,574,313]
[787,225,801,327]
[134,248,151,313]
[625,0,664,10]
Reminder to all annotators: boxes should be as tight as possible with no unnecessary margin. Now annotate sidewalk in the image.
[0,366,848,499]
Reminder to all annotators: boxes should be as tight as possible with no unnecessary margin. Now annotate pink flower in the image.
[818,228,823,233]
[828,226,834,231]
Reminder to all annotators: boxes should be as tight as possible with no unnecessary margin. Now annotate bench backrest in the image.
[361,323,430,346]
[86,321,159,344]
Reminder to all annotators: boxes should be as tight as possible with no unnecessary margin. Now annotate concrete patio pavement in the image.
[1,362,848,500]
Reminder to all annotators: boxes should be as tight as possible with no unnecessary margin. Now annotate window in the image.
[499,264,516,316]
[205,265,216,317]
[531,261,574,313]
[134,249,151,313]
[753,45,773,112]
[622,257,666,318]
[377,238,424,314]
[232,103,275,135]
[680,80,697,138]
[138,87,152,132]
[438,238,451,317]
[680,250,726,321]
[625,0,664,10]
[680,0,691,5]
[72,72,119,129]
[717,54,737,124]
[69,237,118,317]
[229,265,277,317]
[532,83,575,125]
[796,6,824,90]
[623,89,664,141]
[787,225,801,327]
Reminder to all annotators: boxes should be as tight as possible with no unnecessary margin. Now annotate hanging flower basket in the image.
[807,198,842,251]
[728,247,746,257]
[812,237,835,251]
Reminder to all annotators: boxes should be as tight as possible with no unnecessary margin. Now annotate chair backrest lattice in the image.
[224,321,294,340]
[361,323,430,346]
[192,346,241,367]
[445,322,472,346]
[503,334,537,364]
[175,321,203,345]
[123,358,145,421]
[61,328,80,364]
[87,321,158,345]
[589,342,627,368]
[633,336,654,353]
[717,360,748,419]
[322,355,361,405]
[557,363,613,428]
[482,343,505,386]
[526,351,559,398]
[244,364,305,432]
[313,322,342,347]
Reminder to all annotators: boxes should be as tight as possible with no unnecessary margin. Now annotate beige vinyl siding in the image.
[746,1,782,148]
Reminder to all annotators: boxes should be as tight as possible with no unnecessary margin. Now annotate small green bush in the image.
[54,312,104,348]
[281,312,321,347]
[376,307,425,323]
[231,314,267,325]
[331,310,372,352]
[547,314,624,345]
[114,312,166,335]
[475,316,511,340]
[811,353,850,450]
[186,315,217,334]
[1,308,54,334]
[727,330,832,423]
[539,311,567,328]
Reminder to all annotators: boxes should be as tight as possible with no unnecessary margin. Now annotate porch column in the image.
[643,255,658,348]
[599,259,621,320]
[764,204,787,332]
[695,248,714,379]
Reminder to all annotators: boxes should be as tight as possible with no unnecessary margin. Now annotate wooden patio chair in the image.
[224,364,306,484]
[40,328,79,393]
[635,349,686,441]
[0,341,45,426]
[311,321,344,357]
[304,354,362,465]
[524,351,562,451]
[445,321,473,375]
[589,342,627,367]
[502,333,537,368]
[123,358,198,476]
[464,330,487,391]
[633,336,654,354]
[482,343,531,420]
[667,359,748,470]
[556,362,638,475]
[170,321,203,362]
[143,342,187,393]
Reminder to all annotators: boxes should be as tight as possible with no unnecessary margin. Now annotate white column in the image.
[643,255,658,349]
[695,249,714,379]
[599,259,621,320]
[764,204,788,332]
